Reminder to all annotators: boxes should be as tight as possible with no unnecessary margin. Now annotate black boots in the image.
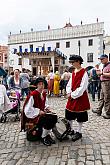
[41,135,55,146]
[72,132,82,142]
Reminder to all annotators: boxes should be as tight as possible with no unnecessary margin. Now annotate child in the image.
[21,77,57,146]
[65,55,90,141]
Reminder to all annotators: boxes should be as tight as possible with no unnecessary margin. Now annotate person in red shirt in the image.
[65,55,90,141]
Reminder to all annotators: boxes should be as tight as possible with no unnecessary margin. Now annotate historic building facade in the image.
[104,35,110,61]
[8,22,104,75]
[0,45,8,68]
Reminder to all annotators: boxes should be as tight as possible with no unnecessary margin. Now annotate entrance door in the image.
[41,66,49,76]
[32,67,36,76]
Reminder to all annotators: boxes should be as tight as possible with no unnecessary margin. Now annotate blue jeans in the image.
[21,88,29,98]
[91,80,101,100]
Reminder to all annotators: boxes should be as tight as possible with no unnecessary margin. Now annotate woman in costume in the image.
[65,55,90,141]
[53,71,60,96]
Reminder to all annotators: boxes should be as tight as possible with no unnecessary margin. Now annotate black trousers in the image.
[37,114,57,130]
[65,109,88,122]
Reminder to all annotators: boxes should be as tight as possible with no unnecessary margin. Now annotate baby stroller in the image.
[1,87,21,122]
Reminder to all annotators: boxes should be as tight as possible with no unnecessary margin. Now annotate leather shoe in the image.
[102,114,110,119]
[46,134,56,144]
[41,136,51,146]
[69,130,75,136]
[72,132,82,142]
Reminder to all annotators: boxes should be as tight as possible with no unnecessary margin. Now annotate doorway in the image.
[32,67,36,76]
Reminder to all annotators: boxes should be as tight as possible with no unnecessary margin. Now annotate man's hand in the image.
[96,70,102,76]
[44,108,51,113]
[67,93,71,98]
[39,111,45,115]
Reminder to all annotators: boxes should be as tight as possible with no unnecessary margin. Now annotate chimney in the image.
[31,28,33,32]
[48,25,50,30]
[97,18,98,23]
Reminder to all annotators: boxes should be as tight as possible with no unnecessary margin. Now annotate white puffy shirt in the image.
[66,72,89,99]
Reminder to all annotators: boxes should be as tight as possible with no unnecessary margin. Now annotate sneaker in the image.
[46,134,56,144]
[72,132,82,142]
[41,136,51,146]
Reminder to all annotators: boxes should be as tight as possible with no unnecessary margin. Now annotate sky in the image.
[0,0,110,45]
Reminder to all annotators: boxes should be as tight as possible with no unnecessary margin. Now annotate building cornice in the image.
[8,22,104,45]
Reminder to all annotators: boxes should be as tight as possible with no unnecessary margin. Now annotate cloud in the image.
[0,0,110,44]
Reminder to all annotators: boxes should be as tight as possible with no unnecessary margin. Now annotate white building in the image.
[104,35,110,59]
[8,22,104,74]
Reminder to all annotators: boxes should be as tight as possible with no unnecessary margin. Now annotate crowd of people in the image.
[0,54,110,146]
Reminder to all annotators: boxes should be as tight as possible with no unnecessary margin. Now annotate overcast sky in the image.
[0,0,110,45]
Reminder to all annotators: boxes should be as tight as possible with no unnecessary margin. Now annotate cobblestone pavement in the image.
[0,95,110,165]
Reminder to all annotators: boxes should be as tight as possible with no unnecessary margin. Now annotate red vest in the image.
[32,90,46,110]
[21,90,47,131]
[66,68,90,112]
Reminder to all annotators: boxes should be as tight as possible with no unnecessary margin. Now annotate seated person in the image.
[21,77,57,146]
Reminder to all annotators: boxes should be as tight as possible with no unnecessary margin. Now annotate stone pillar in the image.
[51,56,54,73]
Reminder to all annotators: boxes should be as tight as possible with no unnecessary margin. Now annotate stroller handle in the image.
[9,87,21,90]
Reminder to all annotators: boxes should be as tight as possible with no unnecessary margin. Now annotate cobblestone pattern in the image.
[0,96,110,165]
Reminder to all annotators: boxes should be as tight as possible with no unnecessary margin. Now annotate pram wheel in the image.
[14,114,20,121]
[0,113,7,123]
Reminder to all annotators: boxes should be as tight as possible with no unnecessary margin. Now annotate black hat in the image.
[34,77,46,85]
[69,55,83,64]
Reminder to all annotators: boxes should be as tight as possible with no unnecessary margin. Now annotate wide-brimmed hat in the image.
[69,55,83,63]
[98,54,108,59]
[34,77,46,85]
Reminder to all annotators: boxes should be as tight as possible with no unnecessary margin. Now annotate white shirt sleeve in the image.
[71,72,88,99]
[45,97,50,109]
[3,86,11,105]
[24,96,40,118]
[66,75,72,94]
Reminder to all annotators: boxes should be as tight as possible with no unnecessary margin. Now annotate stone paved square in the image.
[0,96,110,165]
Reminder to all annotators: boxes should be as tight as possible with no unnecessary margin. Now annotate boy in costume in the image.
[65,55,90,141]
[21,77,57,146]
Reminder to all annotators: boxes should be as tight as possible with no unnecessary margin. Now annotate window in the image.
[109,53,110,61]
[56,42,60,48]
[55,60,59,64]
[87,53,93,62]
[88,39,93,46]
[18,58,22,65]
[66,41,70,48]
[4,55,7,62]
[30,44,33,52]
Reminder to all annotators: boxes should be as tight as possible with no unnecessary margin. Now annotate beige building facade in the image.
[0,45,8,68]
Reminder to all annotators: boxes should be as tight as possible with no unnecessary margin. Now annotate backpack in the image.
[91,69,98,80]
